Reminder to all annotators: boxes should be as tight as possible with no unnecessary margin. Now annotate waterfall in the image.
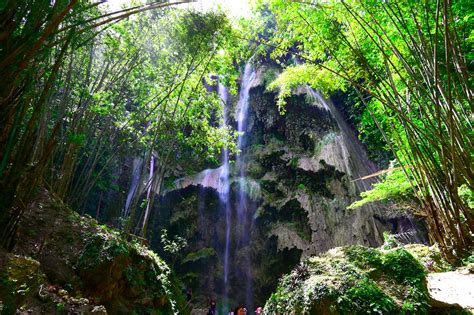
[217,81,232,303]
[235,62,256,309]
[236,63,256,213]
[123,157,143,218]
[141,155,155,233]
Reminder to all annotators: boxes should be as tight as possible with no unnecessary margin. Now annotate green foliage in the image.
[74,220,186,314]
[348,168,412,209]
[67,133,86,146]
[383,249,426,284]
[172,10,230,56]
[77,233,129,271]
[344,246,383,269]
[260,0,473,259]
[267,63,345,113]
[462,255,474,266]
[0,253,44,314]
[261,66,279,85]
[404,244,453,272]
[288,157,299,169]
[37,7,242,225]
[338,278,397,314]
[181,248,217,264]
[160,229,187,256]
[458,184,474,209]
[56,303,66,312]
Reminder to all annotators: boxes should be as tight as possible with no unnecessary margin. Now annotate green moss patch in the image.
[9,189,187,314]
[0,252,44,314]
[76,230,184,314]
[264,245,430,314]
[404,244,453,272]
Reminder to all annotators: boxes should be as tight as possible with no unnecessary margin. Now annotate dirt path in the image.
[428,270,474,311]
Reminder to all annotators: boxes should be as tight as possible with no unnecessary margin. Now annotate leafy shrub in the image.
[382,249,426,284]
[382,232,402,250]
[181,248,217,264]
[338,278,396,314]
[348,168,412,209]
[344,246,383,269]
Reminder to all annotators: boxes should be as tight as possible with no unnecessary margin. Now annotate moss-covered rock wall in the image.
[0,190,187,314]
[145,64,414,309]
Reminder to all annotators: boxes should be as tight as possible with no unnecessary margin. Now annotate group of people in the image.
[229,305,263,315]
[207,299,263,315]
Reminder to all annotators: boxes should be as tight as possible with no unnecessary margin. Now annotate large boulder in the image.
[7,189,187,314]
[264,245,430,314]
[76,228,182,313]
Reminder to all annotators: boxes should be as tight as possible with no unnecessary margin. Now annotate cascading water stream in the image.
[235,62,256,309]
[305,78,431,245]
[123,157,143,218]
[236,63,256,215]
[217,82,232,303]
[300,64,424,244]
[141,155,155,233]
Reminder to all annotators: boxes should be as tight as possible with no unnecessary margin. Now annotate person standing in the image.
[186,288,192,302]
[236,305,245,315]
[207,298,217,315]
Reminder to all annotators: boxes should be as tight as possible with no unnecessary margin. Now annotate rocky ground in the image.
[428,269,474,312]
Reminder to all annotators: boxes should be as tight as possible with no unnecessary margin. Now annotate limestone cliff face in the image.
[151,63,392,308]
[241,65,385,257]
